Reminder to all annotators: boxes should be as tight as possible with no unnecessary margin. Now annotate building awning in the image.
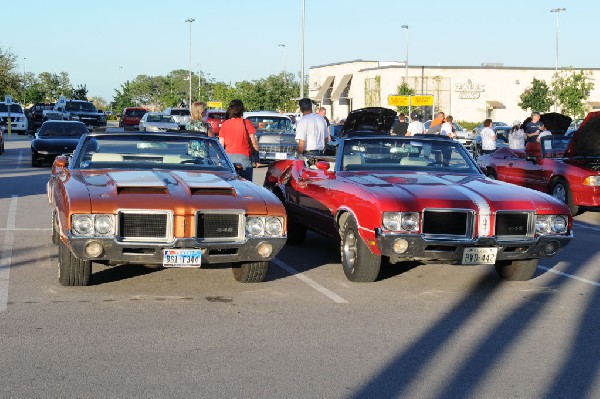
[331,74,353,100]
[588,101,600,109]
[312,76,335,102]
[486,100,506,109]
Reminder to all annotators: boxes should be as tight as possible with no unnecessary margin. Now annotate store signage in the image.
[388,95,434,107]
[455,80,485,99]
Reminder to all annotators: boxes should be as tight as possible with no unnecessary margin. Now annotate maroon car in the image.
[477,111,600,215]
[205,110,226,135]
[264,107,573,283]
[119,107,148,130]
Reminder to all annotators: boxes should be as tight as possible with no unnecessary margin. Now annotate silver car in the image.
[244,111,297,161]
[139,113,179,132]
[164,107,190,130]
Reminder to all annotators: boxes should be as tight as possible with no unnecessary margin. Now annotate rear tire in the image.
[494,258,538,281]
[58,241,91,286]
[232,261,269,283]
[339,217,381,282]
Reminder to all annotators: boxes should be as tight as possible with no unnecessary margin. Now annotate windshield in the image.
[74,135,234,172]
[340,137,478,173]
[541,135,572,158]
[39,123,88,137]
[125,109,147,117]
[247,116,292,132]
[170,109,190,116]
[65,102,97,112]
[0,104,24,113]
[147,114,175,123]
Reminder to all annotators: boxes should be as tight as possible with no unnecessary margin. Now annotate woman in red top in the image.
[219,99,259,181]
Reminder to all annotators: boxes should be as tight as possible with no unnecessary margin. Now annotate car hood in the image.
[540,112,572,135]
[68,170,277,214]
[32,137,81,152]
[340,172,568,213]
[340,107,396,137]
[563,111,600,158]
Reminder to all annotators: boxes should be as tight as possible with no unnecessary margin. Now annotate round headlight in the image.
[535,216,550,234]
[72,215,93,236]
[382,213,401,231]
[551,215,568,234]
[246,217,264,236]
[264,217,283,236]
[94,215,114,235]
[401,213,419,231]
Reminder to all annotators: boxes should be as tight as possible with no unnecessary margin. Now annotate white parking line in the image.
[0,195,18,312]
[538,265,600,287]
[272,258,348,304]
[0,228,51,231]
[574,222,600,233]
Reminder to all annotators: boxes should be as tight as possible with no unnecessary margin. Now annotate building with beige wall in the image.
[309,60,600,124]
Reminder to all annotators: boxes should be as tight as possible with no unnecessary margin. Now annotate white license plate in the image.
[275,152,287,160]
[163,249,202,267]
[462,247,498,265]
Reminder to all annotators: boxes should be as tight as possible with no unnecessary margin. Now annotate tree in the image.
[0,46,21,97]
[518,78,553,113]
[394,81,415,115]
[71,84,88,100]
[552,69,595,119]
[111,81,135,113]
[89,96,108,111]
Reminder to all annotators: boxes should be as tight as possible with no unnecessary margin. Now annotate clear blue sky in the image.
[2,0,594,101]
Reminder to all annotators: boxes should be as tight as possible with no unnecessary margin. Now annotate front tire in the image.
[58,241,91,286]
[52,212,60,245]
[31,154,40,167]
[232,261,269,283]
[494,258,538,281]
[339,217,381,282]
[551,178,579,215]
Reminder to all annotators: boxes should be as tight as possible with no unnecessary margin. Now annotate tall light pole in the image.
[118,66,123,88]
[401,25,409,83]
[550,8,565,111]
[185,18,195,108]
[300,0,305,99]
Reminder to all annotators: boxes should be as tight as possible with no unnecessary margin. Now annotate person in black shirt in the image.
[392,112,409,136]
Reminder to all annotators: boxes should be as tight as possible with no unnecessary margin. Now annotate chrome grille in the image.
[422,210,472,238]
[196,211,244,242]
[495,212,533,239]
[118,211,171,241]
[259,145,296,153]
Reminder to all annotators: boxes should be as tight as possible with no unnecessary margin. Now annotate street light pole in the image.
[278,43,286,81]
[185,18,195,108]
[300,0,305,99]
[401,25,409,83]
[550,8,565,111]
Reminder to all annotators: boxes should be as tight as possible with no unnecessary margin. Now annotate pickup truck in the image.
[43,99,106,131]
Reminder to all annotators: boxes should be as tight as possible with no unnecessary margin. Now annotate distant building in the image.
[309,60,600,123]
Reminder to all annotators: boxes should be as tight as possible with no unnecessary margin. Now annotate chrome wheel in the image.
[552,183,567,203]
[343,230,358,270]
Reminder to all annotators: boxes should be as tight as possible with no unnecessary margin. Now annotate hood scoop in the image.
[108,171,167,194]
[172,171,236,196]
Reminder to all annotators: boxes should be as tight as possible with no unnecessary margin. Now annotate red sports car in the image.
[264,107,573,282]
[477,111,600,215]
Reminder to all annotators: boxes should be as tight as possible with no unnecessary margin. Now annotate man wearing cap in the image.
[295,98,326,156]
[406,111,424,136]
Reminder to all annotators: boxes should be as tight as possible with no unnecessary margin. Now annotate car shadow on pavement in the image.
[90,264,161,285]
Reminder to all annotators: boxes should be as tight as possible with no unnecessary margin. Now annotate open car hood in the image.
[540,112,572,135]
[339,107,396,137]
[564,111,600,158]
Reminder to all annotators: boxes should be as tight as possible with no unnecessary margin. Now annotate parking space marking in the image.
[272,258,348,304]
[0,228,51,231]
[0,195,18,312]
[538,265,600,287]
[574,222,600,233]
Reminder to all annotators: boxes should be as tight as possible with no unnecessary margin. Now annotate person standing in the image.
[186,101,214,136]
[406,111,424,136]
[218,99,259,181]
[440,115,457,138]
[392,112,409,136]
[480,118,497,155]
[296,98,326,156]
[524,112,542,142]
[508,120,526,150]
[426,111,445,134]
[317,107,331,143]
[536,122,552,142]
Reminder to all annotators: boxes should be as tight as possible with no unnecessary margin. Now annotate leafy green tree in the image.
[0,47,21,97]
[71,84,88,100]
[111,81,135,113]
[552,69,595,119]
[89,96,108,111]
[518,78,553,113]
[394,81,415,115]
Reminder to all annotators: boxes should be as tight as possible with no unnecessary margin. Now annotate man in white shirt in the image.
[406,111,424,136]
[536,122,552,142]
[480,118,497,154]
[295,98,326,156]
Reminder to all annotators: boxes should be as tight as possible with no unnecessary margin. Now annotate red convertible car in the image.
[264,107,573,282]
[477,111,600,215]
[48,132,287,285]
